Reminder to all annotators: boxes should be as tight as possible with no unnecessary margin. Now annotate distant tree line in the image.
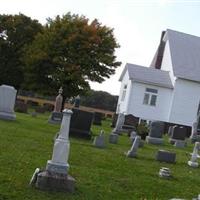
[0,13,121,102]
[80,90,118,112]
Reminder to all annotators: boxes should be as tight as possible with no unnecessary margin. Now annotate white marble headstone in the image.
[0,85,17,120]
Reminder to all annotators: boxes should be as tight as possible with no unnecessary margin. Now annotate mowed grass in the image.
[0,112,199,200]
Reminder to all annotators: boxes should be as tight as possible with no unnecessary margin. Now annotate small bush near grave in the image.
[137,122,149,140]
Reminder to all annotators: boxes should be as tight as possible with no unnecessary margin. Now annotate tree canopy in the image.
[23,13,121,98]
[0,14,42,89]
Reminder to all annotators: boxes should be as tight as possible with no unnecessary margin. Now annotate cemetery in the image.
[2,12,200,200]
[1,90,200,199]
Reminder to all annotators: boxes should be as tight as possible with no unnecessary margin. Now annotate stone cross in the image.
[54,87,63,112]
[46,109,72,174]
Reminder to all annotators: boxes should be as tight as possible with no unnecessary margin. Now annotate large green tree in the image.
[0,14,42,89]
[23,13,121,98]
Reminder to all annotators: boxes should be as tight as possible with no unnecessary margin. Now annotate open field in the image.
[0,112,199,200]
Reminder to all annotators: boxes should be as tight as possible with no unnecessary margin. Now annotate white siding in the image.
[160,40,176,85]
[169,78,200,126]
[127,81,172,121]
[117,70,132,113]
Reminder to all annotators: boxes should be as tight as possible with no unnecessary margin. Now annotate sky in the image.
[1,0,200,95]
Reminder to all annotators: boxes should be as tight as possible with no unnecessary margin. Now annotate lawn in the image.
[0,112,199,200]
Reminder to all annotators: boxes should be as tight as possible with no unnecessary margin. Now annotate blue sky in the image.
[1,0,200,95]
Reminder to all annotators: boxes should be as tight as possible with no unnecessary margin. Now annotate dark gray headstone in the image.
[69,108,94,139]
[149,121,164,138]
[48,112,63,124]
[156,150,176,163]
[171,126,186,141]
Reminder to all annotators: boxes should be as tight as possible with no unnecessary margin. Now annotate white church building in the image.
[117,29,200,127]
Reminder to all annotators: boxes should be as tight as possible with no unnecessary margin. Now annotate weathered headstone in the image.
[156,150,176,163]
[69,108,94,139]
[188,142,200,168]
[109,132,119,144]
[93,112,102,126]
[93,130,106,148]
[0,85,17,120]
[126,136,141,158]
[33,109,75,192]
[48,87,63,124]
[146,121,164,145]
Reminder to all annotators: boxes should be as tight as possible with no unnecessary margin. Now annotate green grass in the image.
[0,112,199,200]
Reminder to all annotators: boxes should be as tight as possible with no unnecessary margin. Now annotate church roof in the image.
[119,63,173,89]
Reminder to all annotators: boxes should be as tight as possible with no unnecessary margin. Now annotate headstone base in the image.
[188,160,199,168]
[174,140,186,148]
[48,112,63,124]
[35,170,75,193]
[126,150,137,158]
[0,111,16,120]
[146,136,163,145]
[109,133,119,144]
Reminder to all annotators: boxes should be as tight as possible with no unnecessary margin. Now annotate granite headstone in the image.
[0,85,17,120]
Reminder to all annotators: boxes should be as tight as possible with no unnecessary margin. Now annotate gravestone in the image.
[33,109,75,192]
[69,108,94,139]
[93,112,102,126]
[0,85,17,120]
[48,87,63,124]
[109,132,119,144]
[122,114,139,131]
[93,130,106,148]
[146,121,164,145]
[188,142,200,168]
[170,126,186,141]
[156,150,176,163]
[126,136,141,158]
[112,113,125,134]
[159,167,172,179]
